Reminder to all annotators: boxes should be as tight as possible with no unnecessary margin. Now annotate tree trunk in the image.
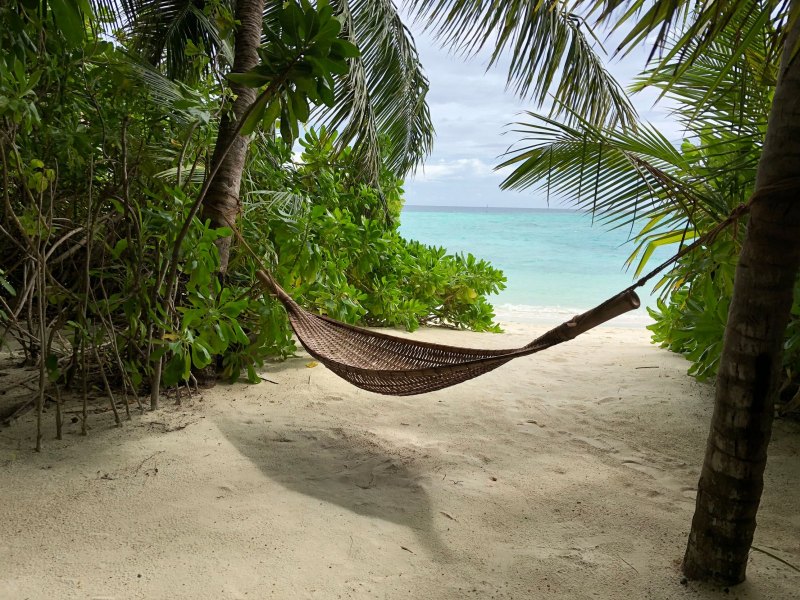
[201,0,266,273]
[683,2,800,584]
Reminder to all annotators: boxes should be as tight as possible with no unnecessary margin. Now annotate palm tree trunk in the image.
[683,1,800,584]
[202,0,266,273]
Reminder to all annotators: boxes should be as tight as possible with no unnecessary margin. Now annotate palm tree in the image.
[680,2,800,582]
[409,0,638,129]
[201,0,266,272]
[499,5,773,278]
[411,0,799,584]
[114,0,434,272]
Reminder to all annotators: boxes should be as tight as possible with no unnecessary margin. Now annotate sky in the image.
[401,17,684,209]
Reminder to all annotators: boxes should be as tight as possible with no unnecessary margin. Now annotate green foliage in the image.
[408,0,637,129]
[645,239,738,380]
[648,258,800,384]
[113,0,433,184]
[496,4,800,387]
[0,0,503,403]
[229,0,359,140]
[237,129,506,333]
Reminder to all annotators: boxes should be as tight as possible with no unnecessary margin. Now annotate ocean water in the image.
[399,206,668,325]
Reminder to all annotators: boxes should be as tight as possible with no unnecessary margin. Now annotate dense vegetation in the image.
[0,1,504,440]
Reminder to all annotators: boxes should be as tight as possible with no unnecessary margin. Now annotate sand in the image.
[1,322,799,600]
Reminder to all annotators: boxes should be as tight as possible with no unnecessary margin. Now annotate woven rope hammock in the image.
[256,270,640,395]
[244,201,754,396]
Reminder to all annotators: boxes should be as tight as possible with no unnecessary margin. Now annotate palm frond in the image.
[112,0,234,80]
[583,0,793,69]
[243,190,310,217]
[316,0,433,182]
[498,108,709,230]
[156,164,207,183]
[498,109,746,292]
[631,1,776,134]
[120,57,213,123]
[408,0,638,128]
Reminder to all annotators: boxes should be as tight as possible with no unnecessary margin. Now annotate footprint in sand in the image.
[621,458,664,479]
[572,435,616,452]
[595,396,618,405]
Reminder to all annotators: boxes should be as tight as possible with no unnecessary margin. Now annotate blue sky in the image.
[402,21,684,209]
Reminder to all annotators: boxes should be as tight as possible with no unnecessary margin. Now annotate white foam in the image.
[494,303,653,327]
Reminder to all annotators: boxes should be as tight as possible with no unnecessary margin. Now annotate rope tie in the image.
[625,177,800,293]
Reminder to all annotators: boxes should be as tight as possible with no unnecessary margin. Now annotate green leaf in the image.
[262,99,281,128]
[279,102,293,142]
[331,39,359,59]
[220,299,248,318]
[232,323,250,346]
[240,92,271,136]
[0,271,15,296]
[49,0,85,47]
[290,92,310,122]
[316,79,334,106]
[111,238,128,260]
[163,352,189,386]
[246,364,259,384]
[228,71,271,88]
[191,340,212,369]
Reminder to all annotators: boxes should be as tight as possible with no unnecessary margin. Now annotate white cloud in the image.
[412,158,499,183]
[388,12,682,207]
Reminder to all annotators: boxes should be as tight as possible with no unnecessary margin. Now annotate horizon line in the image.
[403,204,578,211]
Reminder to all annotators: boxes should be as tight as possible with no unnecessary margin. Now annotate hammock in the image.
[256,270,640,395]
[244,200,754,396]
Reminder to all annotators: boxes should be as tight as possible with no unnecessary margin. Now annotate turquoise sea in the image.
[399,206,668,325]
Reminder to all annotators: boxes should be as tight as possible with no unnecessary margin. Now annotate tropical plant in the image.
[235,128,506,333]
[496,7,778,379]
[112,0,433,184]
[90,0,434,402]
[409,0,638,129]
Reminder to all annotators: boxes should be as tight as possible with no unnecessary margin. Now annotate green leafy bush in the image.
[236,129,506,334]
[648,245,800,384]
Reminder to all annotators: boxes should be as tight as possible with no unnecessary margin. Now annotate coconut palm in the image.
[110,0,433,271]
[107,0,647,276]
[412,0,798,584]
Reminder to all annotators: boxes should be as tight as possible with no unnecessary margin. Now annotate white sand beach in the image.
[1,323,798,600]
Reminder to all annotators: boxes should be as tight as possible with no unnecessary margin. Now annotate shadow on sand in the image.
[216,417,450,558]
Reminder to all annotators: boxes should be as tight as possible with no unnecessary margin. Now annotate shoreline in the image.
[494,306,654,329]
[1,323,798,599]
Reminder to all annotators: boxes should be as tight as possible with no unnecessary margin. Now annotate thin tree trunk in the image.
[683,2,800,584]
[201,0,266,273]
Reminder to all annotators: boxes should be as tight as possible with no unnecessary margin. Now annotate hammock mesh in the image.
[257,271,641,396]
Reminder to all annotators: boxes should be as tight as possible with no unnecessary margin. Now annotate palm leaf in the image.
[318,0,433,182]
[630,0,777,128]
[498,107,708,229]
[118,57,213,123]
[408,0,638,128]
[584,0,793,70]
[110,0,234,80]
[243,190,309,217]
